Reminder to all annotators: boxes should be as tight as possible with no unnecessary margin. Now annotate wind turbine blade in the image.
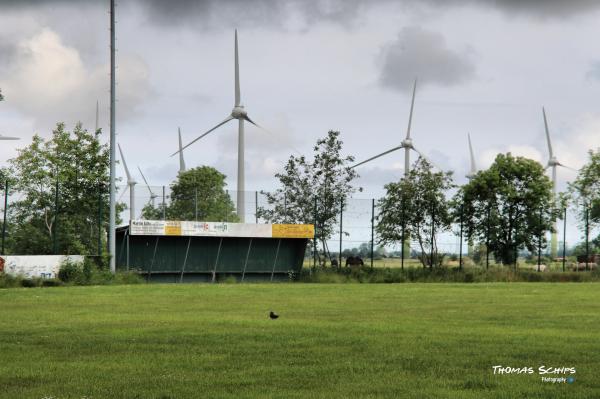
[235,29,240,106]
[405,78,417,139]
[558,163,578,172]
[352,145,404,168]
[412,146,442,171]
[0,134,19,140]
[171,116,234,156]
[244,115,260,128]
[118,143,132,180]
[178,127,186,172]
[95,100,99,132]
[468,133,476,173]
[137,166,155,196]
[542,107,553,158]
[118,185,129,202]
[244,116,302,156]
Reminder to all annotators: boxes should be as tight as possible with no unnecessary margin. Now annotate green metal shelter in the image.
[115,220,313,282]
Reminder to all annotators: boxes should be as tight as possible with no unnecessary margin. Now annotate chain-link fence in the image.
[0,182,597,271]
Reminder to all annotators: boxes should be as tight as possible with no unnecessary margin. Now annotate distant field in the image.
[1,284,599,398]
[304,257,572,270]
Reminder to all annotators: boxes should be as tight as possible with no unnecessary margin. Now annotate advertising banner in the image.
[130,220,313,239]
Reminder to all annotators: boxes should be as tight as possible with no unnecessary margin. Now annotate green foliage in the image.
[299,266,600,283]
[569,148,600,245]
[455,153,556,266]
[58,259,85,283]
[377,158,454,268]
[257,131,361,261]
[56,258,144,286]
[4,123,115,255]
[141,166,238,222]
[0,88,3,101]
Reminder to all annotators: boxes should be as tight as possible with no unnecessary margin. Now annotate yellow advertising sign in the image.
[272,224,314,239]
[164,221,182,236]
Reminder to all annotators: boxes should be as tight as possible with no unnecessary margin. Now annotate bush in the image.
[297,265,600,284]
[58,259,85,283]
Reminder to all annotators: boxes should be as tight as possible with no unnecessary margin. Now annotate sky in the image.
[1,0,600,228]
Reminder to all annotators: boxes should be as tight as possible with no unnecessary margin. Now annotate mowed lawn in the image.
[1,284,599,398]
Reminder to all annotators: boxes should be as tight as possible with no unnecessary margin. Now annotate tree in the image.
[0,88,4,101]
[455,153,556,266]
[257,131,361,263]
[377,158,454,268]
[5,123,112,255]
[569,149,600,242]
[141,166,238,222]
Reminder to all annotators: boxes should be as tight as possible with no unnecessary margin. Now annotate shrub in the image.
[58,259,85,283]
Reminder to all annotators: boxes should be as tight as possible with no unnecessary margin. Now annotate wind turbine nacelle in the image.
[548,156,560,167]
[401,138,413,148]
[231,105,247,119]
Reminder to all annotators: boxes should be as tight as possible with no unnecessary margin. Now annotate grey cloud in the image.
[378,27,476,92]
[2,1,599,30]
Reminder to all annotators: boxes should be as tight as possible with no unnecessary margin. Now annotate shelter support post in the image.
[271,239,281,282]
[241,238,253,282]
[212,237,223,283]
[179,237,192,283]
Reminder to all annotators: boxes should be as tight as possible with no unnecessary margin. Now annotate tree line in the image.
[1,116,599,266]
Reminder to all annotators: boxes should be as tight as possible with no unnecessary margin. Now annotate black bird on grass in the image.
[269,311,279,320]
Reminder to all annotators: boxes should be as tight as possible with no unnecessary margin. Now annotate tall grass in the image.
[299,266,600,283]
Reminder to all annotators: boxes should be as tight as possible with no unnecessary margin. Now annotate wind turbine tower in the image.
[118,144,136,221]
[466,133,477,256]
[173,30,265,223]
[178,127,186,174]
[542,108,573,259]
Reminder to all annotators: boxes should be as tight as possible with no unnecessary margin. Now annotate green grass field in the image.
[1,283,599,398]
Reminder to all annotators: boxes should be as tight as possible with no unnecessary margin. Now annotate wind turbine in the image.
[466,133,477,180]
[178,127,186,174]
[118,144,136,221]
[352,79,438,175]
[542,107,574,258]
[172,30,265,223]
[138,166,159,208]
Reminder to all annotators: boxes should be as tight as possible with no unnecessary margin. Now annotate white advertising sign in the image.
[129,220,314,239]
[0,255,84,279]
[130,220,273,238]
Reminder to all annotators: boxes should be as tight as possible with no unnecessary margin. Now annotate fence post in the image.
[284,193,287,223]
[1,180,8,255]
[370,199,374,269]
[313,197,317,268]
[338,200,343,269]
[585,205,590,271]
[53,180,59,255]
[162,186,166,220]
[97,184,103,256]
[430,204,435,269]
[401,200,405,271]
[562,207,566,272]
[195,188,198,221]
[486,203,490,270]
[537,208,542,272]
[458,203,463,271]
